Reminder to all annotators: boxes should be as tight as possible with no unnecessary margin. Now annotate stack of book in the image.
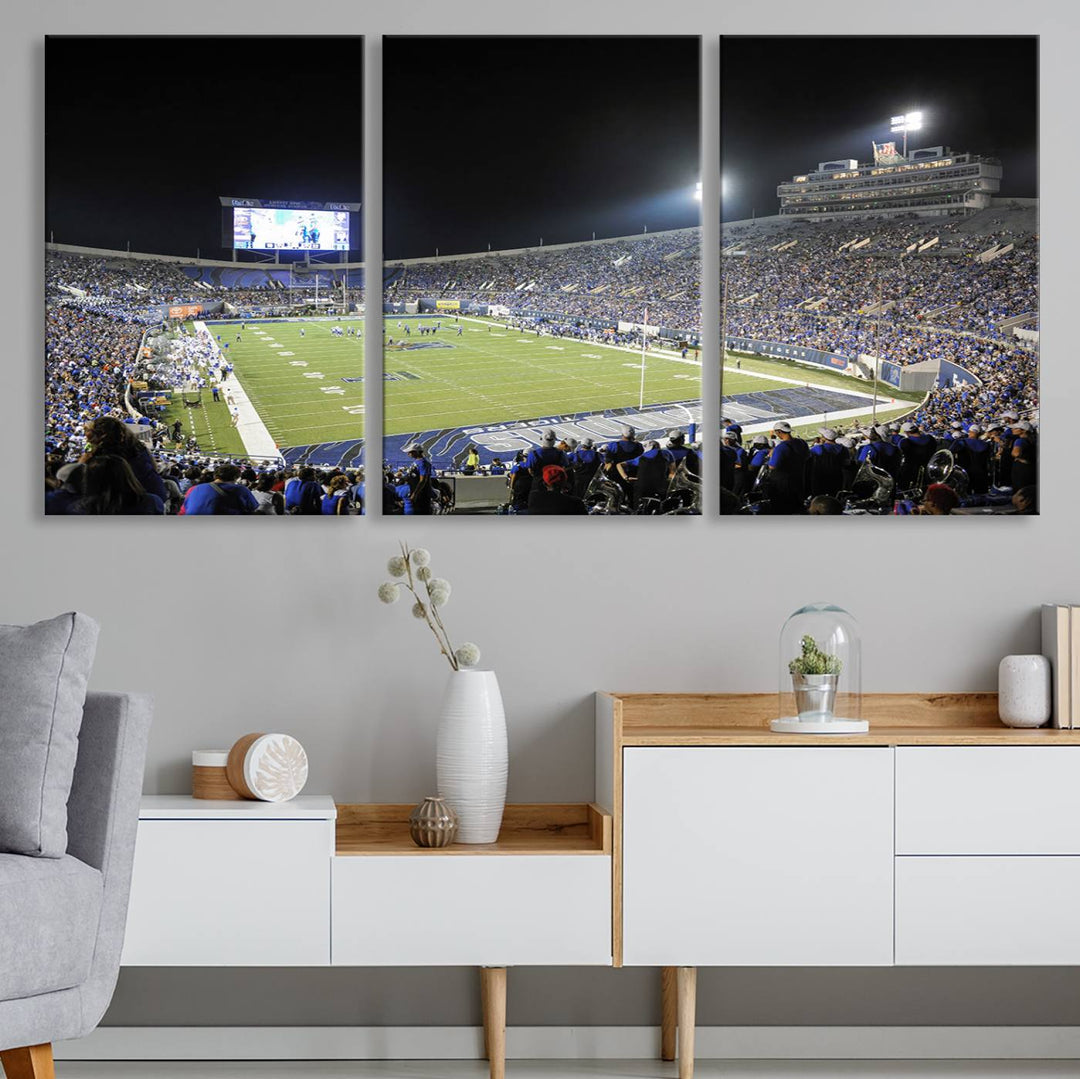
[1042,604,1080,728]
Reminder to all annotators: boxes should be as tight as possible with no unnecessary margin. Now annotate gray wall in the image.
[11,0,1080,1030]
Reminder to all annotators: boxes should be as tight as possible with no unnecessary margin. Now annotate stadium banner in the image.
[939,359,982,388]
[151,300,222,322]
[436,300,461,311]
[879,360,903,388]
[725,336,850,371]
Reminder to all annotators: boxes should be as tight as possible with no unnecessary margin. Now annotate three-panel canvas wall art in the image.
[44,35,1038,517]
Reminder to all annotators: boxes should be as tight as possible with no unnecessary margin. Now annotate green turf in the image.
[789,404,914,442]
[723,351,924,404]
[165,319,365,453]
[383,317,701,436]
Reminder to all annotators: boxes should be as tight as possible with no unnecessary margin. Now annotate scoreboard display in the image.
[220,197,359,252]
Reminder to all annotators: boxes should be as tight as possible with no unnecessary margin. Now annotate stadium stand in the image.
[44,247,365,515]
[385,228,701,336]
[721,203,1039,513]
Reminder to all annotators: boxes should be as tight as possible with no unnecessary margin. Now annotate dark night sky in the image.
[46,37,364,256]
[383,37,701,259]
[46,35,700,261]
[721,36,1038,223]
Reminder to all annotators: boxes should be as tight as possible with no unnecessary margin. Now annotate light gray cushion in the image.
[0,613,100,857]
[0,853,103,999]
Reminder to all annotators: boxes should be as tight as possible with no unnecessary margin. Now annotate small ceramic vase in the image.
[998,654,1052,728]
[409,795,458,848]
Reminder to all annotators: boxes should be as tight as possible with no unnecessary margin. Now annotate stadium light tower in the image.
[890,110,923,159]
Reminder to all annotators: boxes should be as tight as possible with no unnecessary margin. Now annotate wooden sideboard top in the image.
[335,802,612,856]
[599,692,1080,745]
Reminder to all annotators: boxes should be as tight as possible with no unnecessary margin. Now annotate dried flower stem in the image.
[400,541,459,670]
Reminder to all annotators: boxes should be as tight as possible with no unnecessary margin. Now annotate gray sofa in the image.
[0,692,152,1078]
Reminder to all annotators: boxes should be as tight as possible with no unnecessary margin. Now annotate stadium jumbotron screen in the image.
[231,206,350,252]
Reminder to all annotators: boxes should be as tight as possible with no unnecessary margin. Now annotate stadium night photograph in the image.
[45,37,366,516]
[382,36,702,515]
[721,35,1039,516]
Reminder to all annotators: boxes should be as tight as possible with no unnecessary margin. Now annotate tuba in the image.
[662,460,702,514]
[926,449,970,498]
[846,458,895,508]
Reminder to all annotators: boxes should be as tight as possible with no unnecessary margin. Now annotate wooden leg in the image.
[1,1044,56,1079]
[660,966,678,1061]
[480,966,506,1079]
[677,966,696,1079]
[480,967,491,1060]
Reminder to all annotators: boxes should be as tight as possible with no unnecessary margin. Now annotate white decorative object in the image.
[242,734,309,802]
[436,669,507,844]
[998,654,1052,728]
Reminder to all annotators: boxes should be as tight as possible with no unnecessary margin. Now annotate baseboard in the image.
[54,1026,1080,1061]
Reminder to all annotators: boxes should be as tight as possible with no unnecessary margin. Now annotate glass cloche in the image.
[773,603,866,734]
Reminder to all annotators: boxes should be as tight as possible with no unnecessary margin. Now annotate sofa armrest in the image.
[66,691,153,1034]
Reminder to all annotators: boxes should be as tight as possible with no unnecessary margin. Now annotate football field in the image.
[167,319,365,457]
[383,317,701,435]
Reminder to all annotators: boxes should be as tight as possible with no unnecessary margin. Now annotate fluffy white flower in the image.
[377,582,400,604]
[410,548,432,568]
[416,566,432,582]
[411,601,427,620]
[387,556,407,578]
[455,643,481,668]
[428,579,451,608]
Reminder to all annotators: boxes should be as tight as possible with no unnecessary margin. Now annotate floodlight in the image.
[890,111,923,133]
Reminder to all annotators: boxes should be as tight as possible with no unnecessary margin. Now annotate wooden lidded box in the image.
[192,749,242,800]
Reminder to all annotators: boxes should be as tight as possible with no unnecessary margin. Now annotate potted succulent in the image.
[788,634,843,721]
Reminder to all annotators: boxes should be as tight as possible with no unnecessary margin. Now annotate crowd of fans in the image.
[721,413,1037,516]
[381,426,701,515]
[46,419,365,516]
[386,230,701,335]
[723,206,1039,444]
[46,251,362,316]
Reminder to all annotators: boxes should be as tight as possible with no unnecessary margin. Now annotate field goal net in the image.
[181,387,203,407]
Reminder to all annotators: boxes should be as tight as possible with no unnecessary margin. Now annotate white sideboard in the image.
[597,691,1080,1079]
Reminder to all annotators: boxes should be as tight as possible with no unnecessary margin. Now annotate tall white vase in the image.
[436,669,507,844]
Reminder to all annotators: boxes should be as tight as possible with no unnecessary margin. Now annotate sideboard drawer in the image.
[896,747,1080,854]
[332,854,611,966]
[122,819,332,966]
[896,856,1080,964]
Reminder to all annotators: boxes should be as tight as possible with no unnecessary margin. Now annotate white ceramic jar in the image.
[998,654,1052,728]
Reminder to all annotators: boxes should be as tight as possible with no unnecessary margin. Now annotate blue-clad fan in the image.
[952,423,992,494]
[767,421,809,513]
[524,430,569,477]
[857,426,901,482]
[807,427,847,498]
[898,421,936,490]
[617,439,674,509]
[403,442,434,515]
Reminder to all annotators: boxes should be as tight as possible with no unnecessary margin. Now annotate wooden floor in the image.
[49,1062,1080,1079]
